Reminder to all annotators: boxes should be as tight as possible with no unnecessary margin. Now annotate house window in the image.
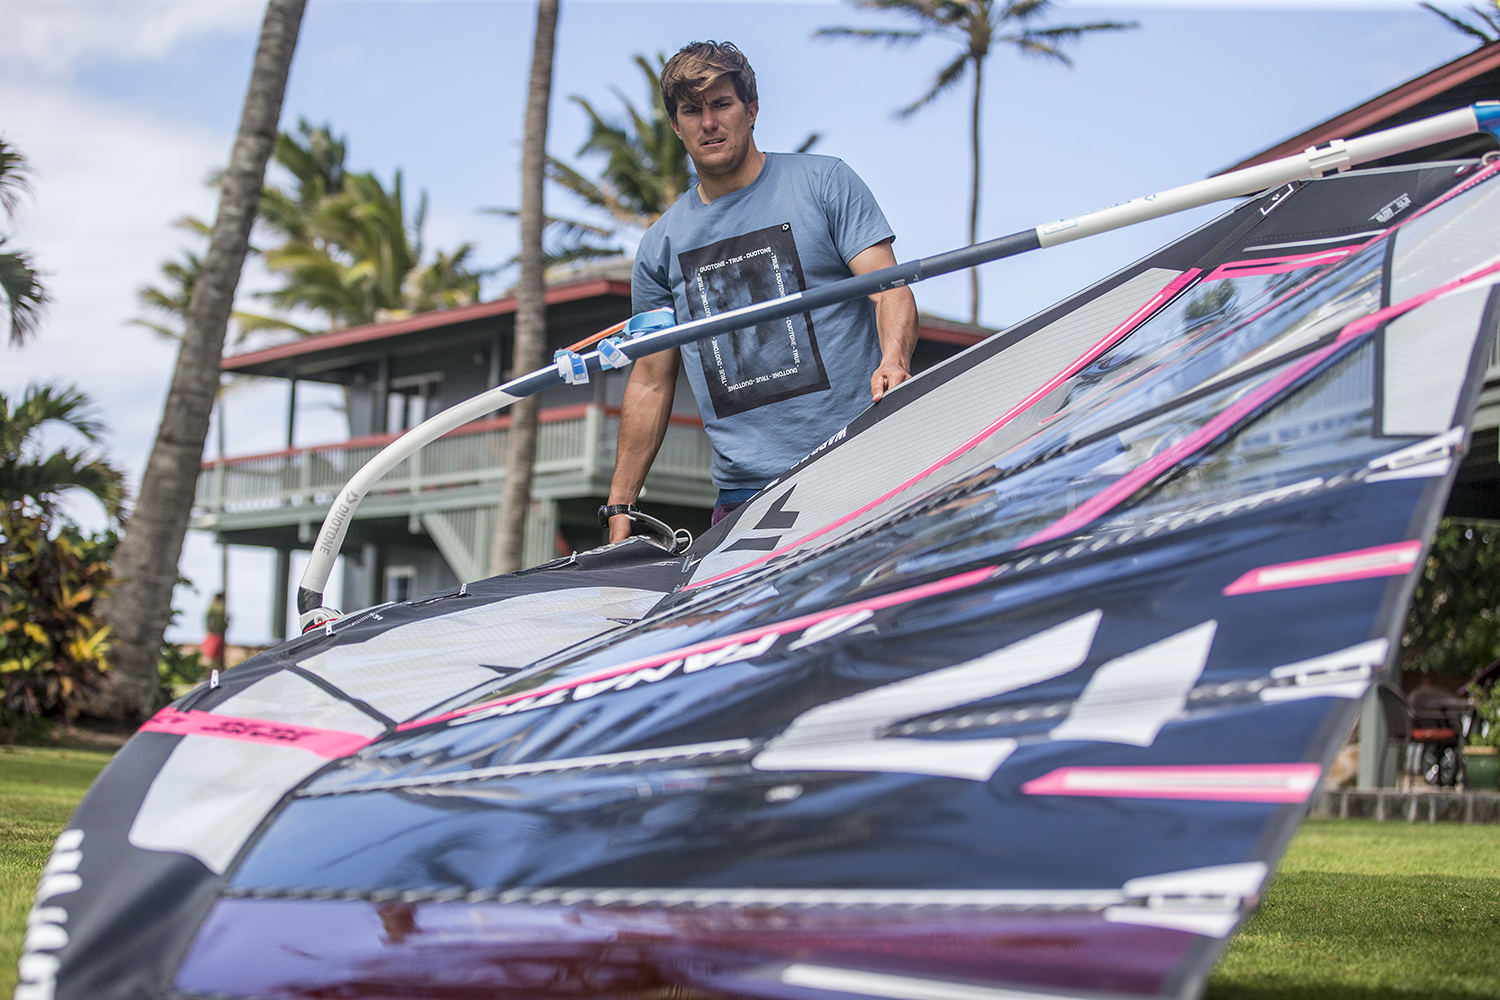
[387,372,444,432]
[385,565,417,604]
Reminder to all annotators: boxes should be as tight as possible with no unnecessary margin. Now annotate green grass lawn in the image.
[1206,819,1500,999]
[0,745,113,998]
[1,746,1497,999]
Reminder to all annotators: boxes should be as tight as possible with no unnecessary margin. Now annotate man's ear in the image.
[747,101,759,131]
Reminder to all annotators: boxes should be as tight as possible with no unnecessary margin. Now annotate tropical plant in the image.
[101,0,307,722]
[484,54,686,279]
[1,519,117,730]
[0,382,126,520]
[158,599,209,701]
[0,136,49,345]
[551,55,694,232]
[249,120,486,332]
[491,0,561,577]
[0,383,125,730]
[132,216,273,343]
[817,0,1136,324]
[1420,1,1500,44]
[1400,520,1500,675]
[1472,683,1500,747]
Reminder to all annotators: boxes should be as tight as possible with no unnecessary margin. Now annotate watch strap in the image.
[598,503,637,526]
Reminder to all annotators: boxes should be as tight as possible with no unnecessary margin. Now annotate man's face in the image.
[672,76,758,177]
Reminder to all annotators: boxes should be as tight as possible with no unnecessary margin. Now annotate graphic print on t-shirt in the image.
[677,223,831,418]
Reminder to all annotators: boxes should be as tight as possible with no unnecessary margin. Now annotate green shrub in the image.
[0,513,115,730]
[1400,520,1500,676]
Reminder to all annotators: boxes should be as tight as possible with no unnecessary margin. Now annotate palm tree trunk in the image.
[968,54,983,326]
[490,0,560,576]
[94,0,306,721]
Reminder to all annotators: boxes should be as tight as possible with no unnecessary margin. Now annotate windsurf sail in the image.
[17,122,1500,1000]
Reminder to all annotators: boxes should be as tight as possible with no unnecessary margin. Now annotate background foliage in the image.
[1400,520,1500,677]
[0,519,114,730]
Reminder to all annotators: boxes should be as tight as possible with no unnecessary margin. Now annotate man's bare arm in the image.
[849,239,919,402]
[607,347,681,542]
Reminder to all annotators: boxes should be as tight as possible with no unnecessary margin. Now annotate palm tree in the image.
[0,137,48,345]
[481,55,686,279]
[0,383,125,519]
[131,216,280,342]
[551,55,693,232]
[250,122,485,331]
[1420,2,1500,43]
[817,0,1136,324]
[100,0,307,722]
[516,54,819,274]
[1,383,123,725]
[491,0,561,577]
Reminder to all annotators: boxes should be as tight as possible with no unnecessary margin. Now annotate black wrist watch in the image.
[598,503,637,526]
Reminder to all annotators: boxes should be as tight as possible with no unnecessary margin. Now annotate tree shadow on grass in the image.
[1207,871,1500,1000]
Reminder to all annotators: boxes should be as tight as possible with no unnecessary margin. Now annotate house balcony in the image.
[192,403,716,582]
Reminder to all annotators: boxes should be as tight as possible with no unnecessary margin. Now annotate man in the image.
[604,40,918,542]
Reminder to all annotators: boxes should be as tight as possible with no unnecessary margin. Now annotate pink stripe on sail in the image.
[684,269,1204,592]
[1021,254,1500,551]
[1335,257,1500,343]
[1202,247,1356,282]
[140,707,374,759]
[1021,764,1322,803]
[1222,539,1423,596]
[402,565,999,731]
[1021,342,1342,549]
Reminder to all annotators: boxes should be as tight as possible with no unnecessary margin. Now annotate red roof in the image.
[222,281,989,373]
[1221,40,1500,173]
[222,278,629,371]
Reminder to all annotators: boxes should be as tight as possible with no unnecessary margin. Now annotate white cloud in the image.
[0,1,264,76]
[2,81,229,472]
[0,76,250,639]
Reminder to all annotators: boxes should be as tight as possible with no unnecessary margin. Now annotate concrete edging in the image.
[1311,788,1500,824]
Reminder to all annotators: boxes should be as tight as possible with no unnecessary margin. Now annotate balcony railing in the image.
[195,403,714,516]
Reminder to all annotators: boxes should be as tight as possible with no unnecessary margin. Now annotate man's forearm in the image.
[609,391,673,505]
[875,286,918,368]
[608,351,679,541]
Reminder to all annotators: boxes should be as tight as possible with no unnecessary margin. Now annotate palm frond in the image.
[0,383,107,475]
[0,136,32,219]
[1002,0,1057,23]
[127,318,183,342]
[228,311,318,342]
[813,26,926,44]
[897,51,971,118]
[1023,20,1138,42]
[795,133,823,154]
[0,244,48,346]
[1420,1,1499,41]
[1000,35,1072,67]
[0,448,126,519]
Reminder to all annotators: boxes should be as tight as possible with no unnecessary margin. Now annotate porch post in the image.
[285,379,298,449]
[271,546,291,641]
[360,541,380,610]
[375,356,390,434]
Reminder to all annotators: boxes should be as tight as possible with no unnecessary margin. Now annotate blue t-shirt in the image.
[632,152,895,489]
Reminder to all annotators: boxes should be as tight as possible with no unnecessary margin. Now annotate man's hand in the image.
[871,357,911,402]
[849,239,918,405]
[608,513,634,543]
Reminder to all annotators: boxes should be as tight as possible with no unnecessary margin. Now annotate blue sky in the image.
[0,0,1484,641]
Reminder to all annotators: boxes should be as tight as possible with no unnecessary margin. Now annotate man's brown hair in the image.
[660,41,758,121]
